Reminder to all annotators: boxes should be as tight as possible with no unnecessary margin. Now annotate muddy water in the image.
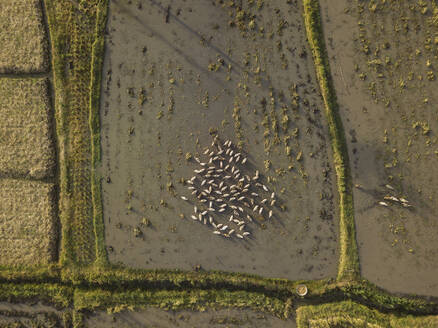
[101,0,338,280]
[85,307,296,328]
[320,0,438,296]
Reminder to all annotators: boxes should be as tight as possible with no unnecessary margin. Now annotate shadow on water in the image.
[112,0,272,90]
[111,0,226,89]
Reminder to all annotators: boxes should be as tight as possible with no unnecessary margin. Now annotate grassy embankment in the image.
[44,0,107,267]
[303,0,359,282]
[297,300,438,328]
[89,0,108,267]
[0,282,72,308]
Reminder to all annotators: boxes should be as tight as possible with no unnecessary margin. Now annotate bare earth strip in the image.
[0,0,49,74]
[0,77,55,179]
[0,179,57,266]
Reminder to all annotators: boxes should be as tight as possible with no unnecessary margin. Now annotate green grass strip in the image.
[341,280,438,315]
[62,267,438,316]
[297,300,438,328]
[0,283,73,308]
[0,264,60,284]
[302,0,359,281]
[74,287,290,319]
[2,264,437,317]
[44,0,74,267]
[390,314,438,328]
[297,300,389,327]
[62,265,329,299]
[89,0,109,267]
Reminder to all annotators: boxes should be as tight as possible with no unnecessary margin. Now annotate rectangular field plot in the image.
[0,0,49,73]
[0,179,57,265]
[86,308,296,328]
[101,0,338,280]
[0,78,55,179]
[320,0,438,296]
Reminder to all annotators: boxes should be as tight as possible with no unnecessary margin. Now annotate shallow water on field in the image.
[101,0,338,280]
[320,0,438,297]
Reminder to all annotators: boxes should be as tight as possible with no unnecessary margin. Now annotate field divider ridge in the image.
[302,0,360,282]
[89,0,109,267]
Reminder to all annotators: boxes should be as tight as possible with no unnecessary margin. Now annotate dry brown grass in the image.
[0,77,55,179]
[0,0,49,74]
[0,178,56,266]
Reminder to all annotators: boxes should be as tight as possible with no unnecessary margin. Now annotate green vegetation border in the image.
[0,283,72,308]
[297,300,438,328]
[73,288,290,318]
[44,0,76,266]
[303,0,360,281]
[64,268,438,316]
[2,265,438,316]
[89,0,109,267]
[0,265,60,283]
[297,300,389,327]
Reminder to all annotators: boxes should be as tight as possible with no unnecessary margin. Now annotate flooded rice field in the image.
[85,307,296,328]
[320,0,438,296]
[100,0,338,280]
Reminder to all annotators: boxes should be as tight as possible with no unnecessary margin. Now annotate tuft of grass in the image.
[303,0,359,282]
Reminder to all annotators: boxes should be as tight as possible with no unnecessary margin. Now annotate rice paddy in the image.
[319,0,438,297]
[101,0,338,280]
[0,77,55,179]
[1,0,438,326]
[0,179,57,266]
[0,0,49,74]
[0,1,57,269]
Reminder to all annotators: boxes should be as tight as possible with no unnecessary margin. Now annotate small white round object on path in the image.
[296,284,308,297]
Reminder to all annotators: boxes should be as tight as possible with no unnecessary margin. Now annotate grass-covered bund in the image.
[303,0,359,283]
[0,0,438,327]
